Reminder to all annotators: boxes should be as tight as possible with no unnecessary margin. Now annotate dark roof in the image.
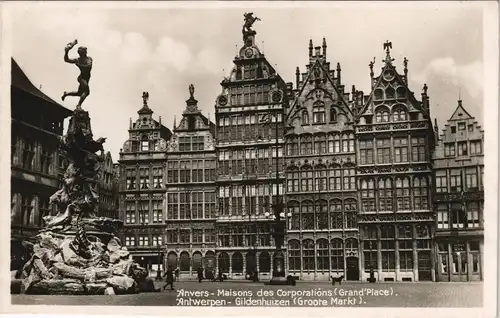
[11,57,72,115]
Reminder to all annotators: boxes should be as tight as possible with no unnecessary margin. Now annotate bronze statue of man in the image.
[62,39,93,109]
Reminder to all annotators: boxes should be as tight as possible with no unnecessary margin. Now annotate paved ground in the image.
[11,280,482,307]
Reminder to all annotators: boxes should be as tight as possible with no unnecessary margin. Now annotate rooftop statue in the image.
[243,12,261,33]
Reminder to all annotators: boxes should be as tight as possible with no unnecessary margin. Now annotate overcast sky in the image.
[9,2,485,160]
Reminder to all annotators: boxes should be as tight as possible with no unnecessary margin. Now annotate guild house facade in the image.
[213,23,288,280]
[433,100,484,282]
[164,86,218,279]
[118,93,172,273]
[112,16,484,282]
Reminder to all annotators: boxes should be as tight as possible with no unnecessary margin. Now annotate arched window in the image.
[288,201,300,230]
[386,87,395,99]
[316,200,328,230]
[331,239,344,271]
[314,134,327,154]
[259,251,271,272]
[301,201,314,230]
[218,252,230,272]
[232,252,243,273]
[313,102,326,124]
[330,107,337,122]
[300,135,312,155]
[378,178,393,212]
[330,199,343,229]
[392,105,408,122]
[300,165,313,192]
[141,135,149,152]
[192,252,203,271]
[375,107,390,123]
[374,89,384,100]
[413,177,428,210]
[344,199,357,229]
[317,239,329,271]
[396,87,406,99]
[395,177,411,211]
[287,241,301,271]
[302,239,315,271]
[361,179,375,212]
[302,110,309,125]
[287,136,299,156]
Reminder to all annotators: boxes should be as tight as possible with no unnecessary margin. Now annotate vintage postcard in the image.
[0,1,497,318]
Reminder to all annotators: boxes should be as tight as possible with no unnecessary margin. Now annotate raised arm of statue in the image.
[64,39,78,64]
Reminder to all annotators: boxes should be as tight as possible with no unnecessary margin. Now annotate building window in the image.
[300,136,312,155]
[191,160,203,182]
[301,201,314,230]
[465,168,478,190]
[342,133,354,153]
[437,204,449,229]
[444,143,456,157]
[315,167,327,191]
[330,239,344,271]
[458,122,466,130]
[180,193,191,219]
[435,171,447,193]
[470,140,482,155]
[313,102,326,124]
[153,168,163,188]
[192,136,204,151]
[316,200,328,230]
[344,199,357,229]
[40,146,53,174]
[375,107,390,123]
[168,161,179,183]
[361,179,375,212]
[466,202,480,228]
[180,229,190,243]
[316,239,329,270]
[288,240,301,271]
[204,191,216,219]
[152,235,163,246]
[141,135,149,152]
[204,229,215,243]
[139,168,149,189]
[359,139,374,164]
[413,177,428,210]
[457,141,468,156]
[378,178,393,212]
[330,199,343,229]
[330,107,337,122]
[191,192,203,219]
[374,89,384,100]
[167,230,179,243]
[192,229,203,243]
[138,201,149,224]
[450,169,462,192]
[167,193,179,220]
[125,236,136,246]
[328,134,341,153]
[395,177,410,211]
[302,239,315,271]
[204,160,216,182]
[399,226,413,272]
[450,203,466,229]
[392,108,407,122]
[287,168,300,193]
[411,137,426,162]
[22,137,36,170]
[301,166,313,192]
[138,235,149,246]
[11,135,18,165]
[451,126,456,134]
[328,165,342,191]
[302,111,309,125]
[152,200,162,223]
[179,161,191,183]
[380,225,396,272]
[394,137,408,163]
[125,201,136,224]
[314,135,327,154]
[287,137,299,156]
[343,167,356,190]
[363,226,378,270]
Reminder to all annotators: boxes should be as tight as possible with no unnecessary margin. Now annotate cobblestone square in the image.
[11,281,482,307]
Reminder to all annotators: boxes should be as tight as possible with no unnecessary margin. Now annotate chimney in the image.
[295,67,300,89]
[309,39,313,58]
[322,37,327,57]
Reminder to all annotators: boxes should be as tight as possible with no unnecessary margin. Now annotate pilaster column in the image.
[359,236,364,280]
[447,242,453,282]
[466,240,471,281]
[412,225,418,281]
[229,252,233,276]
[395,226,400,281]
[430,241,436,282]
[479,239,484,280]
[243,252,247,276]
[377,225,382,278]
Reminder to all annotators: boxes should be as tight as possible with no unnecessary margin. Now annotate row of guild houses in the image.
[10,58,120,270]
[116,17,484,282]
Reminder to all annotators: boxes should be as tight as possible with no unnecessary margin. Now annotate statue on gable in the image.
[243,12,261,33]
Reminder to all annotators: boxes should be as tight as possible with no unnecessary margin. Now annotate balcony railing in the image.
[356,121,428,133]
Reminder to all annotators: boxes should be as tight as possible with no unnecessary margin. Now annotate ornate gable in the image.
[286,39,353,131]
[357,42,430,122]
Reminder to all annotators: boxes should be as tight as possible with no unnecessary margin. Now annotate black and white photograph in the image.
[1,1,498,317]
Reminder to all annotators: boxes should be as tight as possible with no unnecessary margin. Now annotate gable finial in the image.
[382,41,394,65]
[142,91,149,107]
[369,57,375,77]
[189,84,195,99]
[458,86,462,102]
[422,83,428,95]
[403,57,408,73]
[309,39,313,57]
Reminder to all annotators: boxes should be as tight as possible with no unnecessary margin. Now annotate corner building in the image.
[354,46,436,282]
[284,39,360,281]
[118,95,172,272]
[214,26,288,280]
[164,87,217,279]
[433,100,484,281]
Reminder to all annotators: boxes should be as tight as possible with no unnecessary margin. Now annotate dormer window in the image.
[392,105,408,122]
[451,126,456,134]
[330,107,337,123]
[375,107,390,123]
[312,102,325,124]
[374,89,384,100]
[141,135,149,152]
[386,87,395,99]
[458,122,466,131]
[302,110,309,125]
